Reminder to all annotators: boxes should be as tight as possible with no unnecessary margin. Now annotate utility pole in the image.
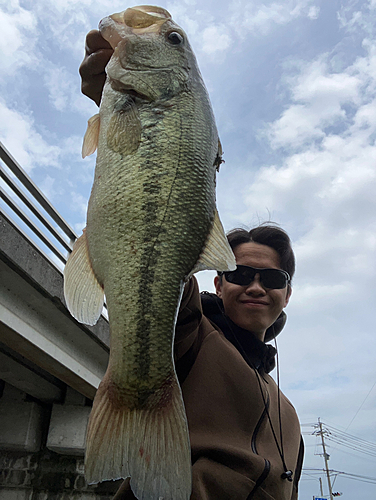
[316,418,334,500]
[319,477,324,497]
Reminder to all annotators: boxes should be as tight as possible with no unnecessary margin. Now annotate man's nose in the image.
[245,274,266,294]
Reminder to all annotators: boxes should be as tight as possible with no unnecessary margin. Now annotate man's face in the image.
[214,242,291,341]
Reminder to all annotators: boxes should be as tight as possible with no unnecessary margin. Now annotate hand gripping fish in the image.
[64,5,236,500]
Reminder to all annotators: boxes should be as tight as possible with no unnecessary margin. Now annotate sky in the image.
[1,0,376,498]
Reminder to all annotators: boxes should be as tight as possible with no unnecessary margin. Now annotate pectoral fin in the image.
[188,209,236,277]
[82,114,100,158]
[63,230,104,326]
[107,100,141,155]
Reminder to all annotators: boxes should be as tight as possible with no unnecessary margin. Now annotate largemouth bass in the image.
[64,5,236,500]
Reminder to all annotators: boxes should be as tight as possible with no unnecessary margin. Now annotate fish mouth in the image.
[100,6,171,42]
[99,6,173,62]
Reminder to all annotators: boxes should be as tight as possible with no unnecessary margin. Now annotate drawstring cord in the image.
[220,311,293,482]
[273,332,293,481]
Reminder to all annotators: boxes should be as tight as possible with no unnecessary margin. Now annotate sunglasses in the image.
[218,265,290,289]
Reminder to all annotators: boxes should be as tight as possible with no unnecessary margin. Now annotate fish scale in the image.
[63,5,236,500]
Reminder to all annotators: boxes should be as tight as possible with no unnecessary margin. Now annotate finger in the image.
[81,73,107,106]
[79,30,113,106]
[85,29,112,55]
[79,48,113,79]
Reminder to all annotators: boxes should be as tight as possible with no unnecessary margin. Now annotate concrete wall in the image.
[0,383,123,499]
[0,449,123,499]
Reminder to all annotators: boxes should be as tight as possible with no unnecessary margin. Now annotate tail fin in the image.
[85,373,192,500]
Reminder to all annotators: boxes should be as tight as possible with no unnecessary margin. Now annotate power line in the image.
[325,444,376,462]
[306,420,376,460]
[302,421,376,450]
[336,472,376,485]
[325,436,376,458]
[303,468,376,485]
[324,425,376,459]
[345,379,376,432]
[325,423,376,449]
[306,419,376,498]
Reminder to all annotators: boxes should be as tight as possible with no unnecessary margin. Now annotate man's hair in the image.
[223,224,295,282]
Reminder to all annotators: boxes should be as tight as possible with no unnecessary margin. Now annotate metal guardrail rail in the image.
[0,141,108,319]
[0,141,78,271]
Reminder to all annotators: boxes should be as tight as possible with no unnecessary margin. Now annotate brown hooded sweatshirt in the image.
[113,277,303,500]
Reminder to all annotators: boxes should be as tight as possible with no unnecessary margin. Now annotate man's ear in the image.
[214,275,222,298]
[284,284,292,307]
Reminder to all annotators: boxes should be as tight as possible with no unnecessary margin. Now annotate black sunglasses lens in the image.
[260,269,287,289]
[224,266,288,289]
[225,266,256,286]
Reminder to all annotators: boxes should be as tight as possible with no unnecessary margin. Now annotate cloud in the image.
[43,64,96,117]
[292,282,352,311]
[44,66,78,113]
[62,134,83,155]
[39,175,57,201]
[26,0,92,57]
[243,132,376,286]
[70,191,89,218]
[307,5,319,19]
[0,0,38,73]
[244,39,376,251]
[337,0,376,35]
[266,57,362,150]
[201,25,232,55]
[0,100,61,173]
[229,0,319,36]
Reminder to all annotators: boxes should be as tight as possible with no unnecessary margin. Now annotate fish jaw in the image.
[104,52,162,102]
[105,57,189,102]
[111,6,171,33]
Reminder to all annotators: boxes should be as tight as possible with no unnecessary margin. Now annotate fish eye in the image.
[167,31,184,45]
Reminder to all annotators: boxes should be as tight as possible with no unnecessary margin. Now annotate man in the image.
[80,31,304,500]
